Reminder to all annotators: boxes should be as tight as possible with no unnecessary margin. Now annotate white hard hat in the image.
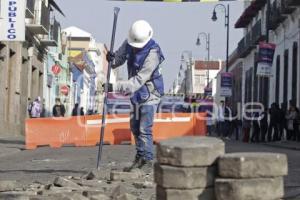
[128,20,153,49]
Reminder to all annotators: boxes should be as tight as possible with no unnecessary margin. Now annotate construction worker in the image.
[105,20,165,173]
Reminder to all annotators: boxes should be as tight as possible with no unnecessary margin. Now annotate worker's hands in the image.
[106,51,115,62]
[102,83,113,92]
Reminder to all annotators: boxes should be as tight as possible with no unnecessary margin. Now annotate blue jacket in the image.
[113,39,165,104]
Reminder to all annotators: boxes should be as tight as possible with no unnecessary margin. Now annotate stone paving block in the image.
[81,169,111,180]
[90,194,110,200]
[110,170,143,181]
[156,186,215,200]
[116,193,138,200]
[218,153,288,178]
[111,184,127,199]
[157,137,225,167]
[53,177,81,188]
[215,177,284,200]
[0,180,18,192]
[154,163,216,189]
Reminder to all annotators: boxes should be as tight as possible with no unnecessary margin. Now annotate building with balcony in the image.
[62,26,113,114]
[231,0,300,110]
[0,0,64,135]
[44,19,71,117]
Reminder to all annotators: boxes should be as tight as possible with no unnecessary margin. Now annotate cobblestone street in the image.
[0,137,299,199]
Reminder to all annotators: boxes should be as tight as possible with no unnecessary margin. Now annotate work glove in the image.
[106,51,115,62]
[102,83,113,92]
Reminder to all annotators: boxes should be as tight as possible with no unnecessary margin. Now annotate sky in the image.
[55,0,245,91]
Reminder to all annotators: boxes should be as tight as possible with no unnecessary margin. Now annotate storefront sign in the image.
[0,0,26,41]
[204,87,212,97]
[220,72,232,97]
[257,42,276,77]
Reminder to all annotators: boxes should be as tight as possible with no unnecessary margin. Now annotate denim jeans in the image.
[130,104,157,161]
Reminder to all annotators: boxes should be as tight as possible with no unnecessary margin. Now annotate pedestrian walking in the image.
[72,103,80,116]
[80,107,85,116]
[267,103,280,142]
[52,98,66,117]
[278,103,287,140]
[216,101,225,138]
[242,112,251,143]
[105,20,165,172]
[206,111,214,136]
[286,104,297,141]
[29,97,42,118]
[250,111,260,143]
[259,108,269,143]
[216,100,232,139]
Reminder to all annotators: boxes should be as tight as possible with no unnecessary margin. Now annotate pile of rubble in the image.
[0,168,156,200]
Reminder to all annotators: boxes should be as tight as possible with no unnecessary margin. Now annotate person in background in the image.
[242,111,251,143]
[80,107,85,116]
[206,111,214,136]
[267,103,280,142]
[286,104,297,141]
[52,98,66,117]
[216,100,225,138]
[40,99,46,118]
[223,101,232,140]
[72,103,80,116]
[250,111,260,143]
[259,108,269,143]
[278,102,287,141]
[30,97,42,118]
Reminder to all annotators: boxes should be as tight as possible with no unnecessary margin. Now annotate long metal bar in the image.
[96,7,120,170]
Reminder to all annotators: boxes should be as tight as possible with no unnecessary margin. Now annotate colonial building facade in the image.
[0,0,63,135]
[228,0,300,112]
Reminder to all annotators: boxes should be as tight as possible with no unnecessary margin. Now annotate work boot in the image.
[123,157,142,172]
[139,159,153,174]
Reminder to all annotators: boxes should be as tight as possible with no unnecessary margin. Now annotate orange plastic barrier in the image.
[85,114,131,145]
[25,116,86,150]
[193,112,207,136]
[152,113,196,143]
[25,113,207,150]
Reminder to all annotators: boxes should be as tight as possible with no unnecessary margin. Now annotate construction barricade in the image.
[25,113,207,150]
[25,116,86,150]
[85,114,131,146]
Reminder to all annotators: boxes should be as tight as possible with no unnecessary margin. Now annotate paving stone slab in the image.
[157,137,225,167]
[89,194,110,200]
[116,193,138,200]
[156,186,215,200]
[53,177,81,188]
[110,170,143,181]
[81,169,111,180]
[218,153,288,178]
[215,177,284,200]
[154,163,216,189]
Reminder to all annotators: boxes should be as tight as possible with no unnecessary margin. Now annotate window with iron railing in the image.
[51,19,60,43]
[251,20,262,44]
[26,0,35,14]
[40,2,50,32]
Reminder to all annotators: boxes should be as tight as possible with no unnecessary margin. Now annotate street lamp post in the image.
[212,3,230,72]
[180,51,193,96]
[196,32,210,86]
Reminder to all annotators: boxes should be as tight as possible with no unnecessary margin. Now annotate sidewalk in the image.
[263,141,300,151]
